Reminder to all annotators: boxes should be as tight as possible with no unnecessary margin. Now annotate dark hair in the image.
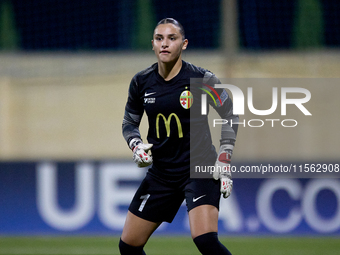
[156,18,185,40]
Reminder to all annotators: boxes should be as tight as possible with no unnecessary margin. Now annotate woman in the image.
[121,18,238,255]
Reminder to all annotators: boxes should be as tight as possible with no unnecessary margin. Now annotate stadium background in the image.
[0,0,340,254]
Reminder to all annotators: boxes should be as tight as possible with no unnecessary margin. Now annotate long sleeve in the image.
[203,72,238,147]
[122,75,144,147]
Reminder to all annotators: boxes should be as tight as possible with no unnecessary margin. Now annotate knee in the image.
[193,232,232,255]
[119,239,146,255]
[193,232,217,247]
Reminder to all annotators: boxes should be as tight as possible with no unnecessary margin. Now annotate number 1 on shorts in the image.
[138,194,150,212]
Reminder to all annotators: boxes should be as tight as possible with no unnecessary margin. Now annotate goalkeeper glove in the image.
[213,144,233,198]
[129,138,153,168]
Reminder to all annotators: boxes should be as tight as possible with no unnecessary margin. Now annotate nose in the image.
[162,39,168,48]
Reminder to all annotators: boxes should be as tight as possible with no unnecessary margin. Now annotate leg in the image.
[189,205,232,255]
[121,211,161,246]
[188,204,218,239]
[119,171,183,254]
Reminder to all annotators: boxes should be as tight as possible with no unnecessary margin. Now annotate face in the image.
[152,23,188,64]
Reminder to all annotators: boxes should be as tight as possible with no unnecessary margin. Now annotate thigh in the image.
[188,204,219,239]
[121,211,161,246]
[129,172,185,223]
[185,178,221,239]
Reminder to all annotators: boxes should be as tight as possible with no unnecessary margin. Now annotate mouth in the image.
[160,50,170,54]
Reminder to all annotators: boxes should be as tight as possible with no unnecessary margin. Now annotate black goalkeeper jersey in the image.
[123,60,238,180]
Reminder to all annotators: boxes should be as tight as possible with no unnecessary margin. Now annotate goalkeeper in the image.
[121,18,238,255]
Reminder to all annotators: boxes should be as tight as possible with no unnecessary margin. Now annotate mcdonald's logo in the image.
[156,113,183,138]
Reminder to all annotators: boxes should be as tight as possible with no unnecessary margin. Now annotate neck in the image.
[158,57,182,81]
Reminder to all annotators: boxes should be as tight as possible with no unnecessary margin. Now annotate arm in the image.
[122,76,153,167]
[204,72,238,198]
[213,94,238,198]
[122,109,142,148]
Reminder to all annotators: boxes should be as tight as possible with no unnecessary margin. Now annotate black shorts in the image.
[128,171,221,223]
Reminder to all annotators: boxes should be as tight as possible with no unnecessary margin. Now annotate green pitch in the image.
[0,236,339,255]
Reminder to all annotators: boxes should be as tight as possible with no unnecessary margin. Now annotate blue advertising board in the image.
[0,161,339,235]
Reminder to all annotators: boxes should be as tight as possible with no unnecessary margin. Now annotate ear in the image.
[151,40,154,50]
[182,39,188,50]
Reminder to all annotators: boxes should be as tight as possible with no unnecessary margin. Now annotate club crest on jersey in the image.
[180,90,193,109]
